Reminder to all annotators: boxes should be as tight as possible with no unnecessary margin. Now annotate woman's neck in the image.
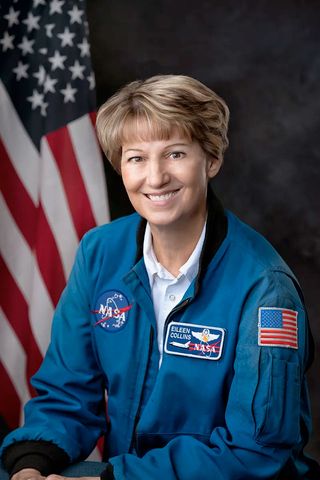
[150,214,206,277]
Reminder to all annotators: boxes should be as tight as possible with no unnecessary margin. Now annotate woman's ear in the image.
[207,155,222,179]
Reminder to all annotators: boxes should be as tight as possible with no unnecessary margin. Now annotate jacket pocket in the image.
[255,354,301,447]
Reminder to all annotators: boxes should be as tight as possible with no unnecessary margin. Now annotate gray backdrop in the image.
[87,0,320,460]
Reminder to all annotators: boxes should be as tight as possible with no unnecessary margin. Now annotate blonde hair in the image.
[96,74,229,173]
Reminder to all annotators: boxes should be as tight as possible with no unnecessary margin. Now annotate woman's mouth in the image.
[146,190,180,202]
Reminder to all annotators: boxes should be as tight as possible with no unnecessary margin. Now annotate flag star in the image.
[13,61,29,80]
[22,12,40,32]
[4,7,20,27]
[44,74,58,93]
[57,27,75,47]
[78,38,90,57]
[50,0,64,15]
[18,36,34,55]
[39,48,48,54]
[61,83,77,103]
[87,72,95,90]
[48,50,67,70]
[68,5,83,24]
[27,89,44,110]
[69,59,85,79]
[33,0,46,7]
[33,65,46,85]
[0,31,15,52]
[45,24,55,38]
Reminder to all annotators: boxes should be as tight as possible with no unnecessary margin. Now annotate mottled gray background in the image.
[87,0,320,460]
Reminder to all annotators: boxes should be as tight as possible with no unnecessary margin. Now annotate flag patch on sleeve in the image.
[258,307,298,349]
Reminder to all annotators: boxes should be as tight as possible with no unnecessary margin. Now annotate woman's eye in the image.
[169,151,185,159]
[128,156,143,163]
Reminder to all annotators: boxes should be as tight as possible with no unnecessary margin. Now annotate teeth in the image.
[147,191,178,201]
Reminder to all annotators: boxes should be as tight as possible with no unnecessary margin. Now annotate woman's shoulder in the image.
[79,212,142,255]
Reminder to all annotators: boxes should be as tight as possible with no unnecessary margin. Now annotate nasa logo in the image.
[92,290,132,332]
[164,322,225,360]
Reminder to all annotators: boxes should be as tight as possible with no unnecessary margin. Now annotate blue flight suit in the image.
[1,192,318,479]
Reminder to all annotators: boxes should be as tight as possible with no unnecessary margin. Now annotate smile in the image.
[145,190,180,202]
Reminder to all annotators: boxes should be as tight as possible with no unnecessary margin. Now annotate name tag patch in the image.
[164,322,225,360]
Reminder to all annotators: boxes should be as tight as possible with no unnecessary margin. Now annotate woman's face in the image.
[120,129,221,232]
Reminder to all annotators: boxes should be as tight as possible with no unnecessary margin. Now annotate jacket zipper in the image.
[129,299,191,453]
[129,325,154,454]
[162,298,191,350]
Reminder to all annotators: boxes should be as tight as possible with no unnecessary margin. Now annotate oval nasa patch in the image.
[93,290,132,332]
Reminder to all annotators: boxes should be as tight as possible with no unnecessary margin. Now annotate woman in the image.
[1,75,318,480]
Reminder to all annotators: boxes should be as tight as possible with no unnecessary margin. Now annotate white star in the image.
[39,48,48,54]
[57,27,75,47]
[45,24,55,38]
[33,65,46,85]
[13,61,29,81]
[87,72,95,90]
[0,31,14,52]
[44,74,58,93]
[4,7,20,27]
[50,0,64,15]
[27,89,44,110]
[78,38,90,57]
[22,12,40,32]
[68,5,83,24]
[69,59,85,80]
[18,36,35,55]
[33,0,46,7]
[48,50,67,70]
[61,83,77,103]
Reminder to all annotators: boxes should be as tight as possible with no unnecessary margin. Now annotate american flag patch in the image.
[258,307,298,349]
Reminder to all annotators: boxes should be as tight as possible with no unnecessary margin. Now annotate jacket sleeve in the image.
[108,270,313,480]
[0,237,107,463]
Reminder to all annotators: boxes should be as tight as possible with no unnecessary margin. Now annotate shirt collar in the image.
[143,221,207,287]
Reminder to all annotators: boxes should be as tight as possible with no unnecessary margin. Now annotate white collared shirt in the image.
[143,222,206,365]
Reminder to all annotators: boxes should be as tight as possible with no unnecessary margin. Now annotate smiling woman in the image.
[1,75,319,480]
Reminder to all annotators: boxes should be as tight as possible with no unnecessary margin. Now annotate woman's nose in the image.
[146,158,169,188]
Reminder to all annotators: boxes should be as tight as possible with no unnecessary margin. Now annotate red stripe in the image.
[0,362,21,429]
[0,139,37,248]
[260,340,298,348]
[282,309,298,316]
[46,126,96,239]
[34,204,66,306]
[261,334,297,342]
[0,256,42,396]
[89,111,97,126]
[261,327,297,334]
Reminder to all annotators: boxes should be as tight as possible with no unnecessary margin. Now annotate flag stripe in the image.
[0,139,36,248]
[0,194,54,356]
[0,362,21,429]
[0,307,32,405]
[0,193,34,302]
[0,256,42,391]
[0,80,40,204]
[34,205,67,306]
[69,115,110,226]
[40,137,79,278]
[260,340,298,347]
[46,126,97,239]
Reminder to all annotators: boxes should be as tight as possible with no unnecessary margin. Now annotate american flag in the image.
[258,307,298,349]
[0,0,109,438]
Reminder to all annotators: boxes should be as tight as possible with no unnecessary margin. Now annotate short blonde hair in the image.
[96,74,229,173]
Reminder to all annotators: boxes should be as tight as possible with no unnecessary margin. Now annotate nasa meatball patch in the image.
[92,290,132,332]
[164,322,225,360]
